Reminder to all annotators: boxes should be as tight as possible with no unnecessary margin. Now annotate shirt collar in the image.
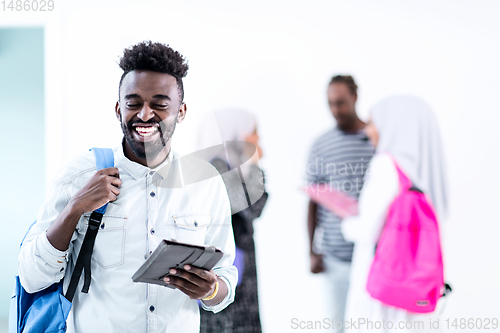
[115,139,174,180]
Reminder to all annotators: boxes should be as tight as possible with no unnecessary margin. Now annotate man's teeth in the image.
[135,127,158,137]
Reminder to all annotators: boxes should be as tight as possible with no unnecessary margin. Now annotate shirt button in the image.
[150,191,155,197]
[149,305,155,312]
[149,171,154,176]
[150,229,155,235]
[194,221,198,227]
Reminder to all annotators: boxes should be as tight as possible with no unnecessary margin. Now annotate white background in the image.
[2,0,500,331]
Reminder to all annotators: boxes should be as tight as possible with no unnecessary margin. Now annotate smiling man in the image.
[18,41,237,333]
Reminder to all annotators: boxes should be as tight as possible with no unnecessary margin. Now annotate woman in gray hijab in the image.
[197,109,268,333]
[341,96,449,332]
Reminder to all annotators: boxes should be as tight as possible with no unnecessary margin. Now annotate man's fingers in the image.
[164,276,199,295]
[311,266,323,274]
[171,284,199,300]
[108,192,118,202]
[181,265,216,283]
[164,268,216,299]
[109,176,122,187]
[108,184,120,196]
[168,268,207,287]
[100,167,120,177]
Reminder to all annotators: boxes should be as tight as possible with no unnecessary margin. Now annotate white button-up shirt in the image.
[18,143,237,333]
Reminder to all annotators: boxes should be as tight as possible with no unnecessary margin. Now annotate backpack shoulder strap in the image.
[92,147,115,172]
[385,153,412,192]
[90,148,114,214]
[65,147,114,301]
[20,221,37,248]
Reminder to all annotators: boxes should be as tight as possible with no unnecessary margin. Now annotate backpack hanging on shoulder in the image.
[366,155,450,313]
[9,147,114,333]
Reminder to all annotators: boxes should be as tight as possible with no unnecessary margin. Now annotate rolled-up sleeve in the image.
[200,175,238,313]
[18,177,76,293]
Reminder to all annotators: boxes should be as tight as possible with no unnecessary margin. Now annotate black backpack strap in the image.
[441,283,452,297]
[63,147,113,302]
[65,211,104,302]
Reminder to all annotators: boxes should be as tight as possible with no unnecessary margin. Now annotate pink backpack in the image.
[366,156,449,313]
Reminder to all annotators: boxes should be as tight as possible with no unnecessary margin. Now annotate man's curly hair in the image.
[118,41,189,102]
[329,75,358,96]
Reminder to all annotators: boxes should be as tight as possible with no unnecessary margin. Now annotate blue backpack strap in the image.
[91,147,115,173]
[65,147,115,301]
[90,148,114,214]
[20,221,37,248]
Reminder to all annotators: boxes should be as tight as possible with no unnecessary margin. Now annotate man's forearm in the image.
[46,202,84,251]
[307,200,317,253]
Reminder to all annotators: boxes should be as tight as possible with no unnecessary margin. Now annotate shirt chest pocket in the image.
[172,214,211,246]
[81,214,128,269]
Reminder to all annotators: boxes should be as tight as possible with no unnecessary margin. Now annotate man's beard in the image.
[120,114,177,160]
[336,113,357,132]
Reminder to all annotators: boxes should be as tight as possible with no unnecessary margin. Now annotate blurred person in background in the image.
[306,75,375,332]
[197,109,268,333]
[341,96,448,332]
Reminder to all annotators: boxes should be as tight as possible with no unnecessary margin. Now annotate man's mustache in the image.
[127,120,167,147]
[127,120,160,129]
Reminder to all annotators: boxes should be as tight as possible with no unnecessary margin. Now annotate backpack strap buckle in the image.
[441,283,452,297]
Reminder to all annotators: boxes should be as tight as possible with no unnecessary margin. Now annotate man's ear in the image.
[177,103,187,123]
[115,101,121,121]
